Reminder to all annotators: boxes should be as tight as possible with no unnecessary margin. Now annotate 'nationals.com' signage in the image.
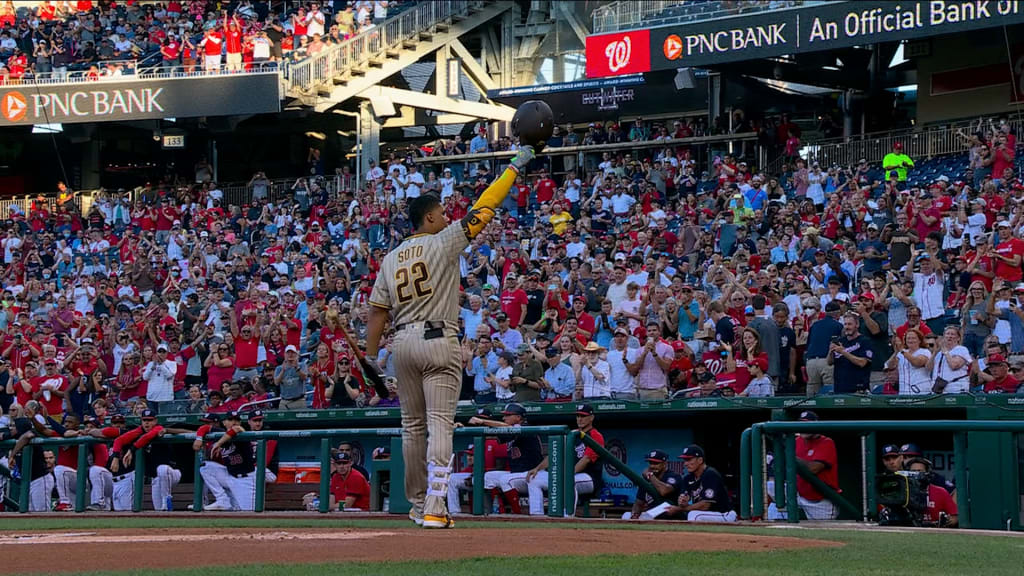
[586,0,1024,77]
[0,72,281,125]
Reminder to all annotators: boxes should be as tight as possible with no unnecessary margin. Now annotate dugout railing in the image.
[0,425,576,517]
[740,420,1024,530]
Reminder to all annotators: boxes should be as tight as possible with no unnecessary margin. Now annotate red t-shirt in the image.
[985,374,1019,394]
[994,237,1024,282]
[895,322,932,340]
[31,374,68,416]
[924,483,957,523]
[536,178,556,204]
[329,469,370,510]
[796,435,838,501]
[234,336,259,369]
[225,29,243,54]
[283,319,303,348]
[163,41,179,60]
[500,289,528,328]
[515,184,530,208]
[203,32,223,56]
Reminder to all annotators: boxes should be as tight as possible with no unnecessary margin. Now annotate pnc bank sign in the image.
[0,73,280,126]
[1,88,165,123]
[586,0,1024,77]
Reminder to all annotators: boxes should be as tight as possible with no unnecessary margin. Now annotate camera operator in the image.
[906,457,958,527]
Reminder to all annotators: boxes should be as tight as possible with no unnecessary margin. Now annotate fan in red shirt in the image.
[982,354,1019,394]
[223,15,244,71]
[993,221,1024,282]
[535,169,556,205]
[33,359,69,416]
[500,275,529,329]
[230,313,261,373]
[326,452,370,510]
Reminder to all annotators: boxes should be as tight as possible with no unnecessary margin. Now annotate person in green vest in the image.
[883,142,914,186]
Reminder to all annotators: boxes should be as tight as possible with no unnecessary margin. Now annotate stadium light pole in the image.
[333,109,361,190]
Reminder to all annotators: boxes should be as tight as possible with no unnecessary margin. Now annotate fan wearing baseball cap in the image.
[525,404,605,516]
[672,444,736,522]
[622,449,684,520]
[274,345,309,410]
[993,221,1024,283]
[789,411,839,520]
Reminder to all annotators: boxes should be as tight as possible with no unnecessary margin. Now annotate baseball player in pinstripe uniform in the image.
[366,145,536,529]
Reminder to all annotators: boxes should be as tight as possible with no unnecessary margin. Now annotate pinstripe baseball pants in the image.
[393,326,462,518]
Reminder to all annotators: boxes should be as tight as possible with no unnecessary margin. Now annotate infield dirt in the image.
[0,527,841,573]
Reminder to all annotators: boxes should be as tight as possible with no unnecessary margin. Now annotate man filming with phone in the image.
[827,312,873,394]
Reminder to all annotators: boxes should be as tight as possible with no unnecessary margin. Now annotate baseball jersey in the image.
[796,434,838,501]
[681,465,731,513]
[637,469,683,508]
[370,223,468,326]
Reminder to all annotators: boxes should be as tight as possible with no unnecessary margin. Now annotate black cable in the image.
[29,74,72,195]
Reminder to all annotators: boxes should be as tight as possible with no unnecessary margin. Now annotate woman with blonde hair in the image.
[960,280,994,357]
[885,328,932,395]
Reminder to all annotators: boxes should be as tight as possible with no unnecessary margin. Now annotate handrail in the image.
[1,425,572,515]
[744,420,1024,529]
[767,116,1024,174]
[591,0,836,34]
[284,0,478,95]
[414,131,758,165]
[4,65,281,87]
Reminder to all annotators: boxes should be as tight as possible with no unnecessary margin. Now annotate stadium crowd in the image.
[0,111,1019,440]
[0,0,409,82]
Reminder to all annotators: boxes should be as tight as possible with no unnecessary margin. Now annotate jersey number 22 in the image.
[395,262,432,303]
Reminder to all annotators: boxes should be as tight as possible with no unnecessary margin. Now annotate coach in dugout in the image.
[621,449,683,520]
[668,444,735,522]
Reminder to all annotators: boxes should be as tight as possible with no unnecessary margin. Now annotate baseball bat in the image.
[336,322,390,399]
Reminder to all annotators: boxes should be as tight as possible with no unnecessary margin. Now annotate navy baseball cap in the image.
[900,443,922,456]
[224,411,241,420]
[575,404,595,416]
[199,412,220,423]
[644,449,669,463]
[798,410,819,421]
[140,409,156,420]
[679,444,705,460]
[249,410,266,420]
[332,451,352,463]
[882,444,901,457]
[502,403,526,416]
[475,407,494,419]
[111,414,126,424]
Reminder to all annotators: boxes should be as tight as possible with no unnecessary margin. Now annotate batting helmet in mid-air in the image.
[511,100,553,150]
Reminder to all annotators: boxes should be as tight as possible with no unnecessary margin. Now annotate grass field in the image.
[1,517,1022,576]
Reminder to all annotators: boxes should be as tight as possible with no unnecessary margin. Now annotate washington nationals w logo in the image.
[605,36,632,73]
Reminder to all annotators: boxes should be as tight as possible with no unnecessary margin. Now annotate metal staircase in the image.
[284,0,511,109]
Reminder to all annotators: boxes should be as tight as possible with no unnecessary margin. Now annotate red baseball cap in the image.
[894,142,903,149]
[671,340,688,352]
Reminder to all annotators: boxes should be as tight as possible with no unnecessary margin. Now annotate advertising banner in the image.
[0,72,281,125]
[586,0,1024,77]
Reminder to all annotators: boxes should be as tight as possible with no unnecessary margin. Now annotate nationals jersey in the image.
[370,223,468,327]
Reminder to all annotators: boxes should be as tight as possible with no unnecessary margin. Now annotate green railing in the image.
[1,426,574,516]
[740,420,1024,530]
[153,393,1024,427]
